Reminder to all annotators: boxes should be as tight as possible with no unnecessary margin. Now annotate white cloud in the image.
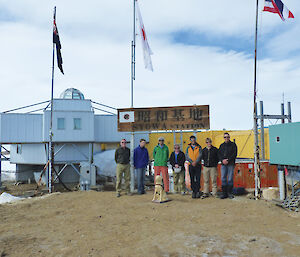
[0,0,299,132]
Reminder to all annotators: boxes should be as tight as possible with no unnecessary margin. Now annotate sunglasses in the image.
[224,136,230,139]
[121,141,126,144]
[159,140,164,141]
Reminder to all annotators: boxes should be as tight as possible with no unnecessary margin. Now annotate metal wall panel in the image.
[11,143,90,165]
[94,115,149,145]
[0,113,43,143]
[10,143,47,164]
[53,99,92,111]
[43,110,95,142]
[94,115,127,142]
[53,143,90,163]
[269,122,300,166]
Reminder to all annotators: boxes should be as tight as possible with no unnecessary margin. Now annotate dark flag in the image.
[53,8,64,74]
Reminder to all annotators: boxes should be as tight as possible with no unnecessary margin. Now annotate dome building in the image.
[60,88,85,100]
[0,88,148,186]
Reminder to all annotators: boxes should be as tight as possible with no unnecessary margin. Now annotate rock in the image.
[262,187,279,201]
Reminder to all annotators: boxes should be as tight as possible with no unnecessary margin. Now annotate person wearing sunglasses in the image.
[185,135,203,199]
[153,137,170,192]
[169,144,186,195]
[218,132,238,199]
[115,139,131,197]
[201,138,219,199]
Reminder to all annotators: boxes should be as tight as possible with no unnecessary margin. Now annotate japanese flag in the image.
[119,111,135,123]
[136,0,153,71]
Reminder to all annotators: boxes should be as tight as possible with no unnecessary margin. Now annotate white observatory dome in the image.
[60,88,85,100]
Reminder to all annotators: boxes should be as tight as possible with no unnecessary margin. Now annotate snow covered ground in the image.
[1,170,15,182]
[0,192,22,204]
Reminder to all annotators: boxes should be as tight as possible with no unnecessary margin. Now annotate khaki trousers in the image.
[116,164,131,193]
[173,171,185,193]
[202,166,217,195]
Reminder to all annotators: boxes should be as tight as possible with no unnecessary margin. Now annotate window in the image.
[73,118,82,130]
[57,118,65,130]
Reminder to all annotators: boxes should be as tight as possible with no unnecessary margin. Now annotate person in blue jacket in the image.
[134,139,149,194]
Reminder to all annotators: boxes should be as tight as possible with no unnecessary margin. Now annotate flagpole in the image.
[253,0,261,199]
[48,6,56,193]
[131,0,136,108]
[130,0,136,192]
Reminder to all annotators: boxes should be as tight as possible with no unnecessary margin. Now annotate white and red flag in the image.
[263,0,294,21]
[136,0,153,71]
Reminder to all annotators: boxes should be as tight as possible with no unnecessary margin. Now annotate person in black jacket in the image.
[218,132,238,199]
[115,139,131,197]
[169,144,186,194]
[201,138,219,198]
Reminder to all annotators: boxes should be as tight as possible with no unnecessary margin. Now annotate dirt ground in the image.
[0,188,300,257]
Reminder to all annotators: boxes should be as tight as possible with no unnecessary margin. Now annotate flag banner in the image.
[263,0,294,21]
[119,111,135,123]
[136,0,153,71]
[53,9,64,74]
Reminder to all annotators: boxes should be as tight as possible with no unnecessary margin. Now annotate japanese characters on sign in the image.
[118,105,210,132]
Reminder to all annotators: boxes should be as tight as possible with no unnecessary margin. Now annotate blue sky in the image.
[171,30,254,55]
[0,0,299,131]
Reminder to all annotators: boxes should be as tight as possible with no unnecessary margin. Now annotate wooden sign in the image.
[118,105,210,132]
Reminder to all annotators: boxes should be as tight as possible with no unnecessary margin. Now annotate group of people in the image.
[114,132,237,199]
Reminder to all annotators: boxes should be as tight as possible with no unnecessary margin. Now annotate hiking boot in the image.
[196,192,201,198]
[220,185,228,199]
[201,193,209,199]
[228,185,234,199]
[181,191,186,195]
[192,192,196,198]
[116,192,120,198]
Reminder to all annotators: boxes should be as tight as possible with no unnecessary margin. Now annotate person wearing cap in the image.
[134,139,149,194]
[153,137,170,192]
[218,132,238,199]
[115,139,131,197]
[185,135,202,198]
[169,144,186,194]
[201,138,219,198]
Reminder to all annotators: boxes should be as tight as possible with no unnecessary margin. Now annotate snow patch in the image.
[0,192,22,204]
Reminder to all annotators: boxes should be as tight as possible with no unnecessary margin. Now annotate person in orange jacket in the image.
[185,135,203,198]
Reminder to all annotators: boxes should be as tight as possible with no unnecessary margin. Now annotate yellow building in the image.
[147,129,269,160]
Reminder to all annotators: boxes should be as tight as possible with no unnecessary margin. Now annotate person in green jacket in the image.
[153,137,170,192]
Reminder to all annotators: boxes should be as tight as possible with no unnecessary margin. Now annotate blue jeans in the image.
[136,168,146,193]
[221,165,235,186]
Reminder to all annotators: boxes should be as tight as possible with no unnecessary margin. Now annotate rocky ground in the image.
[0,187,300,257]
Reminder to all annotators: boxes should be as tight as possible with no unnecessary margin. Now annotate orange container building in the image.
[185,160,278,191]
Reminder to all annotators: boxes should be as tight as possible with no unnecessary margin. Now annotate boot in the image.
[220,185,228,199]
[192,192,196,198]
[228,185,234,199]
